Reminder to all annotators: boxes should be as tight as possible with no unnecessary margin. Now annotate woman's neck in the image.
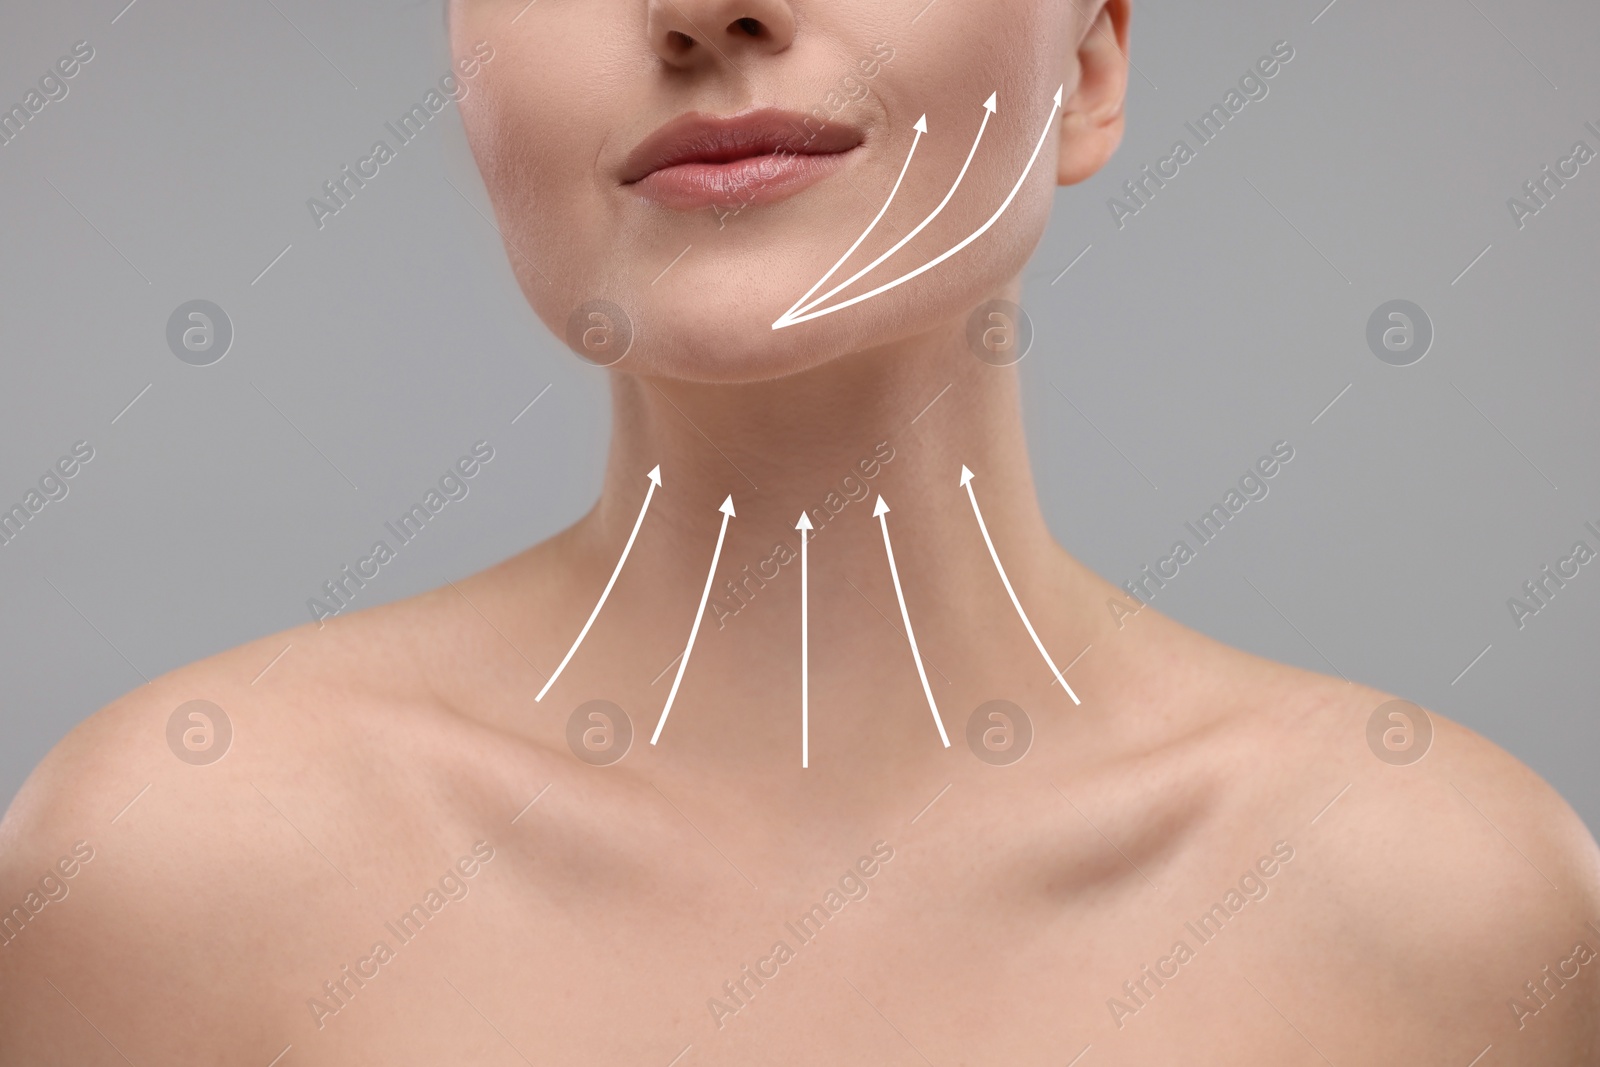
[569,316,1107,782]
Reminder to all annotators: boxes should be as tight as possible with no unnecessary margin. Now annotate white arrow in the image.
[651,494,736,745]
[961,466,1081,705]
[796,512,813,768]
[536,465,662,703]
[874,496,951,747]
[777,97,995,327]
[778,115,928,325]
[775,86,1063,330]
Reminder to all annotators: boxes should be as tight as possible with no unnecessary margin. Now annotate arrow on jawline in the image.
[961,466,1081,705]
[796,512,813,768]
[775,86,1064,330]
[650,494,736,745]
[778,114,928,325]
[874,496,951,747]
[777,95,995,327]
[536,465,662,703]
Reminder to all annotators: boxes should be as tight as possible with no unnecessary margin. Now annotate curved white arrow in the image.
[779,115,927,325]
[774,86,1063,330]
[796,512,813,768]
[651,494,736,745]
[961,466,1080,705]
[536,465,661,703]
[874,496,951,747]
[779,96,995,326]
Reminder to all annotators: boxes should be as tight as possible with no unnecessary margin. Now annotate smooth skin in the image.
[3,1,1599,1063]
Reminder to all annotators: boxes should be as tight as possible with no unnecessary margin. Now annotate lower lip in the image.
[630,149,856,211]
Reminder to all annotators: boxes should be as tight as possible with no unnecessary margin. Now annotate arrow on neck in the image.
[960,466,1081,704]
[536,465,662,703]
[874,496,951,747]
[651,494,736,745]
[796,512,813,768]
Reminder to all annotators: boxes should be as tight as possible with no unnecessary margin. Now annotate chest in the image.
[253,802,1332,1066]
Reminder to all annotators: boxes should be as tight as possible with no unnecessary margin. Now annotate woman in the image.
[3,1,1597,1063]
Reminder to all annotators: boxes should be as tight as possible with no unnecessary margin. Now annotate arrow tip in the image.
[647,465,662,486]
[913,114,928,133]
[873,495,890,518]
[719,495,736,517]
[959,465,975,486]
[1055,84,1064,107]
[984,91,998,112]
[796,512,813,531]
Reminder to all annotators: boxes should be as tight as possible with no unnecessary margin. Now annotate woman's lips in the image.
[633,151,856,210]
[622,109,863,211]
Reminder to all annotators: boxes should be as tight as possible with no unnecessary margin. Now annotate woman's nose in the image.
[646,0,797,70]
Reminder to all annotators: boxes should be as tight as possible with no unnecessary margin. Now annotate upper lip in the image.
[620,109,864,184]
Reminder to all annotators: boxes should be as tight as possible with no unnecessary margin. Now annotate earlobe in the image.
[1056,0,1131,187]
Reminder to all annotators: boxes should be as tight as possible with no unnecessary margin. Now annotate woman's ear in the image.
[1057,0,1131,187]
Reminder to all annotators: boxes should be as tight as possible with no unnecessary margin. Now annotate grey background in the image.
[2,0,1596,828]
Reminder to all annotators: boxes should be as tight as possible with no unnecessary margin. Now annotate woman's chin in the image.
[537,276,904,384]
[615,315,858,384]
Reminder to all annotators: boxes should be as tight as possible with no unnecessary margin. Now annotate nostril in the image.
[666,29,695,51]
[732,17,763,37]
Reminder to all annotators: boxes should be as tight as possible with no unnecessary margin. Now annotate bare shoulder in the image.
[1198,637,1600,1058]
[0,626,294,1056]
[0,592,543,1061]
[0,594,446,859]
